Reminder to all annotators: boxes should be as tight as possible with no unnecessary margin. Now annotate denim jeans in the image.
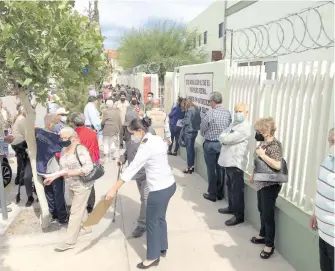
[184,131,198,168]
[168,125,182,153]
[203,140,223,198]
[257,184,281,247]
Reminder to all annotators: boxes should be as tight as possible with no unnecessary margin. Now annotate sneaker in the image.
[80,228,92,238]
[25,196,34,207]
[55,243,75,252]
[132,226,146,238]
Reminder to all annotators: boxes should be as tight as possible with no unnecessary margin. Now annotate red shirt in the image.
[75,126,100,163]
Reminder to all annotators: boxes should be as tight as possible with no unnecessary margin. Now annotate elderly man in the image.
[200,91,232,202]
[53,107,69,133]
[218,104,250,226]
[35,114,68,224]
[84,96,101,133]
[310,128,334,271]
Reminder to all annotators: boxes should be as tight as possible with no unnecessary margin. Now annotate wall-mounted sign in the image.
[184,72,214,115]
[212,51,223,61]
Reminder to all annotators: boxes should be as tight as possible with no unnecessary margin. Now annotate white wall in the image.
[188,1,334,62]
[187,1,226,62]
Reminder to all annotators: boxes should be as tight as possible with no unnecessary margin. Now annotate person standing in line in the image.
[167,97,185,156]
[101,101,121,160]
[125,94,144,124]
[43,127,94,252]
[35,114,68,224]
[310,128,334,271]
[106,118,176,269]
[69,112,100,214]
[0,98,12,156]
[84,96,101,133]
[145,92,154,113]
[249,117,283,259]
[114,91,130,148]
[201,91,232,202]
[180,98,201,174]
[218,103,250,226]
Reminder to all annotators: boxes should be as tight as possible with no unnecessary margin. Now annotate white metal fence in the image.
[229,61,334,214]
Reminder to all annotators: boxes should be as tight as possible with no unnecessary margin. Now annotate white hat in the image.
[56,107,69,115]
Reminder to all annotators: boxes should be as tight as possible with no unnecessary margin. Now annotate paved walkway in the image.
[0,156,295,271]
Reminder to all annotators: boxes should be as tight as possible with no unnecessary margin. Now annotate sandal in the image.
[250,236,265,244]
[260,247,275,259]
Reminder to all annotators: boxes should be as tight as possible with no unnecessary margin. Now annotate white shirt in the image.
[84,102,101,130]
[11,115,26,145]
[121,133,175,191]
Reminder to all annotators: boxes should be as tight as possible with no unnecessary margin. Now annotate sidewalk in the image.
[0,156,295,271]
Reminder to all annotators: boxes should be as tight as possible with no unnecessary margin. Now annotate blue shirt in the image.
[35,128,63,174]
[168,106,185,127]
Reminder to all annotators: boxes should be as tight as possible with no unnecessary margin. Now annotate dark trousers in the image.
[119,126,126,147]
[87,185,95,213]
[146,183,176,260]
[319,237,334,271]
[23,160,33,197]
[168,126,181,153]
[185,131,198,167]
[257,184,281,247]
[12,142,28,184]
[226,167,244,220]
[203,140,223,198]
[44,177,68,223]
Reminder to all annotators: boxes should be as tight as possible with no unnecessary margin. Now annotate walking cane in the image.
[112,164,122,223]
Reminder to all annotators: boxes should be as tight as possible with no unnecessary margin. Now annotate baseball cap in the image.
[56,107,69,115]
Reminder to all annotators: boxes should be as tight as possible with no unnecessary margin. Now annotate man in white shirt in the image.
[310,128,334,271]
[84,96,101,132]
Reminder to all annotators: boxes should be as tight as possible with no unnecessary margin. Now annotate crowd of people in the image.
[0,85,333,270]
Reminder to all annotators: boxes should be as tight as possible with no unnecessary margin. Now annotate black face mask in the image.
[131,100,137,105]
[120,98,125,102]
[61,139,71,147]
[255,132,265,142]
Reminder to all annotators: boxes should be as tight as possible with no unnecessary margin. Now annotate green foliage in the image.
[0,1,105,107]
[117,21,207,83]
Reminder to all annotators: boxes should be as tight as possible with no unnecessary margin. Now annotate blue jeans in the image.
[44,177,68,223]
[168,125,182,153]
[203,140,224,198]
[185,131,198,168]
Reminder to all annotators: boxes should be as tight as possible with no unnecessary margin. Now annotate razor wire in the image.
[131,58,191,75]
[225,1,334,61]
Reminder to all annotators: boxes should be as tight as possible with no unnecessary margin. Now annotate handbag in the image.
[176,119,184,128]
[253,157,288,183]
[75,145,105,183]
[178,128,186,147]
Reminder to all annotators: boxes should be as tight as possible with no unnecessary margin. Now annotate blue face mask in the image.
[235,112,245,122]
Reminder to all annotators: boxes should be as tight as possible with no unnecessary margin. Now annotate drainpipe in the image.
[222,1,228,59]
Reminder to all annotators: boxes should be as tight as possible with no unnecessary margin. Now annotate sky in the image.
[75,0,215,49]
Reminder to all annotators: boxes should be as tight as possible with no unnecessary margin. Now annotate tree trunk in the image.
[18,92,50,228]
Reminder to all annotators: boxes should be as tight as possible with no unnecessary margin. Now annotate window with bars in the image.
[204,31,207,44]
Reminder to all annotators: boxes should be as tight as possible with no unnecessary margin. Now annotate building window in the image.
[198,34,201,46]
[219,22,224,38]
[264,61,278,79]
[204,31,207,44]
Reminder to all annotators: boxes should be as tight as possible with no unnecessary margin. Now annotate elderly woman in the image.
[249,117,283,260]
[44,127,94,252]
[102,100,121,160]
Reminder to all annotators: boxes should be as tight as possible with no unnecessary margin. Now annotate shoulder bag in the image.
[75,145,105,183]
[253,157,288,183]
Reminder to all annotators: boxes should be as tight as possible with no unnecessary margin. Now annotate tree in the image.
[0,1,105,227]
[117,20,207,84]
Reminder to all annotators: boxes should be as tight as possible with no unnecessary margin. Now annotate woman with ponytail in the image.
[106,116,176,269]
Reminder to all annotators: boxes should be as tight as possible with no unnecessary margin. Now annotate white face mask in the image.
[61,116,67,122]
[131,134,142,143]
[147,97,152,101]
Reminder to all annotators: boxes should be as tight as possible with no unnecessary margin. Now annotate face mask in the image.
[61,139,71,147]
[255,132,265,142]
[131,134,142,143]
[329,145,335,156]
[235,112,245,122]
[120,98,125,102]
[61,116,67,122]
[131,100,137,105]
[147,97,152,101]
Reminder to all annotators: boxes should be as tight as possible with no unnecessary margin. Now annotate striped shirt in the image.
[315,154,335,247]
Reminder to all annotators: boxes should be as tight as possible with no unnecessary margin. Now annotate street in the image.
[0,156,294,271]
